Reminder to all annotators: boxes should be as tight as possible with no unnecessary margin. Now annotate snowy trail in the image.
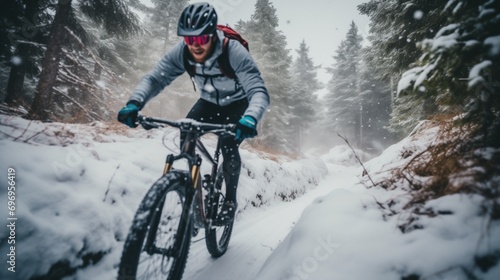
[182,164,360,280]
[2,116,499,280]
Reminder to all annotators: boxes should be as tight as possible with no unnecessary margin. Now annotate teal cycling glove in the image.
[117,102,139,128]
[235,115,257,140]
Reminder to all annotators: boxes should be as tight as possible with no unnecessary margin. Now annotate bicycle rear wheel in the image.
[118,171,193,280]
[205,166,235,257]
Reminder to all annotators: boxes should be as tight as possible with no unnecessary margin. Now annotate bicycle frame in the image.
[161,122,224,189]
[155,120,233,229]
[118,116,236,279]
[145,126,225,259]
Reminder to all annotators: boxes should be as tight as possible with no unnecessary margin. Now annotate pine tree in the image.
[131,0,199,120]
[358,0,450,136]
[397,0,500,140]
[29,0,74,120]
[324,22,363,144]
[357,47,393,152]
[2,0,52,107]
[29,0,141,121]
[236,0,295,153]
[148,0,188,51]
[53,7,145,121]
[289,40,322,150]
[358,0,448,80]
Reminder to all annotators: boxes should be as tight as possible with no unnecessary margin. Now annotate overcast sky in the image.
[141,0,370,86]
[213,0,370,85]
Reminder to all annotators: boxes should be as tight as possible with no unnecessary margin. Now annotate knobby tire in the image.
[205,166,235,257]
[118,171,193,280]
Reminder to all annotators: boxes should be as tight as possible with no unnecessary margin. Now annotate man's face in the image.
[185,35,215,63]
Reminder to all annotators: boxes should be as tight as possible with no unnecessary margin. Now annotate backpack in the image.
[183,25,249,85]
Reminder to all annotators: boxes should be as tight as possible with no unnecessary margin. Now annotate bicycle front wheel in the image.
[205,166,235,257]
[118,171,193,280]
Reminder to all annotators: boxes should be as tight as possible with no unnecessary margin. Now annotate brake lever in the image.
[217,124,236,137]
[142,121,162,130]
[228,124,237,135]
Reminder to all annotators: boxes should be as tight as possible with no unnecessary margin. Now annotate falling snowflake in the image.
[414,10,424,20]
[11,56,22,65]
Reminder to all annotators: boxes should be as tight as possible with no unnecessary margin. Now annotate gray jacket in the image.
[128,30,270,122]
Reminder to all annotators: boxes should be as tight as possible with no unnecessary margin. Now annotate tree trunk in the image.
[5,0,39,105]
[29,0,72,120]
[5,54,26,105]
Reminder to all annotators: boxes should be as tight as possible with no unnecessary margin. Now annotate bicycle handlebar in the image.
[136,115,236,136]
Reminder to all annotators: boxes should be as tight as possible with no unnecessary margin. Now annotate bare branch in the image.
[52,87,101,121]
[103,164,121,202]
[23,128,48,143]
[337,133,378,189]
[13,121,34,142]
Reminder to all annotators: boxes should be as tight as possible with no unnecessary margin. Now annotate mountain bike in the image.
[118,115,236,280]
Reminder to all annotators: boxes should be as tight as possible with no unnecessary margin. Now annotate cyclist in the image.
[117,2,270,225]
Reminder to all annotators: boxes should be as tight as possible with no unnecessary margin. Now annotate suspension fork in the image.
[162,151,201,188]
[191,155,202,189]
[163,154,174,175]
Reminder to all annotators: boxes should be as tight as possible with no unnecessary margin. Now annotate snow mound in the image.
[256,121,500,280]
[0,114,162,146]
[320,145,368,166]
[258,188,500,280]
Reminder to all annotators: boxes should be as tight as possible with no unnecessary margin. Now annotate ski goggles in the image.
[184,34,212,46]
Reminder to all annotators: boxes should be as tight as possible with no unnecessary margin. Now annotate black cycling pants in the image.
[184,98,248,202]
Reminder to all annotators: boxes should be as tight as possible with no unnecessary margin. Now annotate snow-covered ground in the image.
[257,122,500,280]
[0,115,327,280]
[0,115,499,280]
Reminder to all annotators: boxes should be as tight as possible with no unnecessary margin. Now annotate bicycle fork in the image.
[162,154,201,186]
[144,154,203,258]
